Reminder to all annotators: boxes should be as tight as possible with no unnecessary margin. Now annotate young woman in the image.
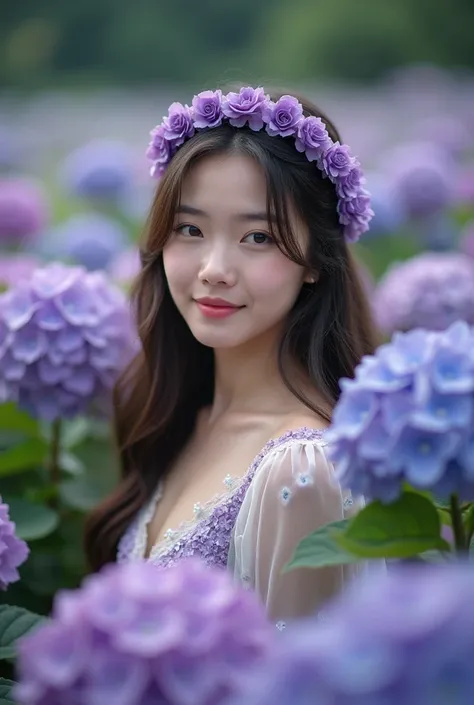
[84,86,376,627]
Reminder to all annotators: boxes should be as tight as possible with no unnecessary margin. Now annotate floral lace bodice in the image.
[117,426,360,625]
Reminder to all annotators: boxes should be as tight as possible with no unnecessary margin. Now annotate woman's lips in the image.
[194,300,244,319]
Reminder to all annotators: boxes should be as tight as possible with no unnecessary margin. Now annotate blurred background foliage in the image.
[0,0,473,88]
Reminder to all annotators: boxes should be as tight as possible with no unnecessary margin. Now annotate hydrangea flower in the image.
[39,213,129,271]
[0,179,48,247]
[60,141,135,204]
[240,563,474,705]
[373,252,474,335]
[0,262,137,421]
[15,558,275,705]
[0,496,29,590]
[387,142,455,220]
[326,321,474,503]
[363,173,404,237]
[0,255,41,290]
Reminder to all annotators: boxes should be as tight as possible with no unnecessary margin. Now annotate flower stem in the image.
[48,418,62,509]
[450,493,467,555]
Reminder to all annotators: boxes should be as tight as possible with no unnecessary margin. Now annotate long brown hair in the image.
[84,91,377,571]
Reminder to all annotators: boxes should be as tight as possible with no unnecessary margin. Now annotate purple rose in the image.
[322,142,355,182]
[294,116,331,161]
[162,102,195,147]
[338,192,373,226]
[263,95,304,138]
[222,87,267,130]
[192,90,223,129]
[146,126,172,164]
[336,165,365,199]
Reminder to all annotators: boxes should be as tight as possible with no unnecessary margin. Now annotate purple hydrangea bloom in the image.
[221,86,267,130]
[0,179,48,247]
[374,252,474,335]
[363,173,404,237]
[61,141,135,204]
[263,95,304,138]
[326,321,474,502]
[108,247,141,286]
[240,564,474,705]
[39,213,129,271]
[387,142,455,219]
[0,255,41,290]
[0,262,137,421]
[192,90,224,129]
[162,102,195,147]
[294,116,331,162]
[15,558,275,705]
[0,496,29,590]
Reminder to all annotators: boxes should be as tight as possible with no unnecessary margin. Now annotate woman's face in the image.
[163,153,312,350]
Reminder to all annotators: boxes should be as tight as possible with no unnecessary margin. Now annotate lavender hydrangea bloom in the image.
[294,116,331,161]
[263,95,304,138]
[326,321,474,503]
[39,213,129,271]
[0,262,136,421]
[0,496,29,590]
[192,90,224,129]
[61,141,134,204]
[162,102,195,147]
[240,564,474,705]
[222,87,267,130]
[387,142,455,219]
[374,252,474,335]
[0,255,41,289]
[15,558,275,705]
[0,179,48,247]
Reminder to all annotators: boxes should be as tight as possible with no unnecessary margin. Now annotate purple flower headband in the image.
[146,87,374,243]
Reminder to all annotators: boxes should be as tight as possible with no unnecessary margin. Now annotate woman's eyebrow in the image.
[175,205,277,222]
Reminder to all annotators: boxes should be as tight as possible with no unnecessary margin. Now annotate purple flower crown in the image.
[146,87,374,243]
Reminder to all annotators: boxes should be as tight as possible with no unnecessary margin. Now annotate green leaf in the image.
[0,439,48,477]
[0,403,39,438]
[0,678,16,704]
[59,451,85,475]
[4,498,59,541]
[59,437,119,511]
[0,605,46,660]
[335,492,450,559]
[464,504,474,543]
[284,519,358,572]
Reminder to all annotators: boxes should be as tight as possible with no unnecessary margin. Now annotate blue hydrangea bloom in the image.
[39,213,129,271]
[239,564,474,705]
[0,262,137,421]
[15,558,275,705]
[60,140,135,204]
[326,321,474,502]
[0,496,29,590]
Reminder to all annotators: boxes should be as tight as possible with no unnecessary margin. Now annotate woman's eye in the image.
[243,232,273,245]
[175,224,202,237]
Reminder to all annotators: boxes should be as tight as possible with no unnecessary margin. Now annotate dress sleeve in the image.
[228,439,363,628]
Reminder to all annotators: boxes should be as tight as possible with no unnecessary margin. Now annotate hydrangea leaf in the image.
[334,492,450,559]
[0,678,16,704]
[0,438,48,477]
[284,519,358,572]
[0,606,45,660]
[4,497,59,541]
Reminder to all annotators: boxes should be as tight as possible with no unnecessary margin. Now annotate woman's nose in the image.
[198,244,237,286]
